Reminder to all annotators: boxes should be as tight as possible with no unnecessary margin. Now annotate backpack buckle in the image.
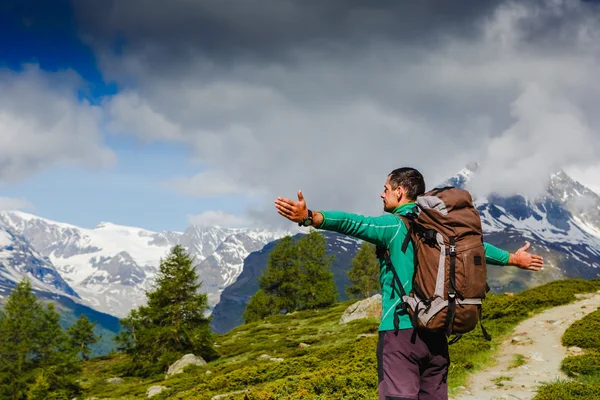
[449,245,457,254]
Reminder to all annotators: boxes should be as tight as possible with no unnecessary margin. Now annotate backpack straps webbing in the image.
[375,246,409,335]
[398,212,418,254]
[479,305,492,341]
[444,236,458,336]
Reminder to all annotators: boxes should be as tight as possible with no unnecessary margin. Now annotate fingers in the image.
[275,199,294,213]
[276,196,298,207]
[524,265,542,271]
[530,259,544,267]
[297,190,304,202]
[517,242,531,253]
[277,209,292,219]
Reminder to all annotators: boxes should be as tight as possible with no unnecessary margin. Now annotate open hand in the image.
[509,243,544,271]
[274,190,308,223]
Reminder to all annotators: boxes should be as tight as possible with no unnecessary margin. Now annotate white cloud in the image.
[0,65,116,182]
[77,1,600,224]
[0,197,34,211]
[187,210,250,228]
[167,170,267,197]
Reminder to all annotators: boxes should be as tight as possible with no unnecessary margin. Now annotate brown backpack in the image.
[376,186,491,344]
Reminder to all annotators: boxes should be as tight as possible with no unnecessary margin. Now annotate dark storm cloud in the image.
[66,0,600,226]
[73,0,505,62]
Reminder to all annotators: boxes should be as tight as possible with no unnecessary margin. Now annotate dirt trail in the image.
[451,291,600,400]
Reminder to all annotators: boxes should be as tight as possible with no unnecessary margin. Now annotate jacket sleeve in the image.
[318,210,406,248]
[484,242,510,265]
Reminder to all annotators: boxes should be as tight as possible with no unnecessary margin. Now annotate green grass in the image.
[562,307,600,350]
[508,354,527,370]
[535,379,600,400]
[77,278,600,400]
[491,375,512,387]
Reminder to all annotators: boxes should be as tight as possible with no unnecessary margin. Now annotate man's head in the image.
[381,167,425,212]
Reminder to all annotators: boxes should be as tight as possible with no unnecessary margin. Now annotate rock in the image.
[299,343,311,348]
[530,352,545,362]
[147,386,167,398]
[166,354,207,378]
[568,346,583,353]
[491,395,522,400]
[257,354,284,362]
[575,293,595,300]
[511,336,533,345]
[106,377,123,384]
[340,294,382,324]
[357,333,377,339]
[206,370,212,375]
[211,389,249,400]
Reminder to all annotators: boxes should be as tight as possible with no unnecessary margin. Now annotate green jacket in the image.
[319,202,510,332]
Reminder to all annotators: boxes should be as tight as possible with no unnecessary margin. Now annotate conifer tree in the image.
[114,245,217,376]
[67,315,100,361]
[297,230,337,309]
[346,242,381,298]
[0,279,79,400]
[258,236,301,313]
[243,289,279,323]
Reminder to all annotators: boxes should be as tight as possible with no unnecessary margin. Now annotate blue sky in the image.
[0,1,250,232]
[1,1,600,232]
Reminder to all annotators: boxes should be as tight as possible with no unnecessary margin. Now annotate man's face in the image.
[381,176,402,213]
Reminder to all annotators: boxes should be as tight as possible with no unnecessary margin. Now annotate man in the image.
[274,167,543,400]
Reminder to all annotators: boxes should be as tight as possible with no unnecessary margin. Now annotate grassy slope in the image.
[80,278,600,400]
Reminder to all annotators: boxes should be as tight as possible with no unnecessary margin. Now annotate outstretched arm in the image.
[274,190,403,247]
[485,242,543,271]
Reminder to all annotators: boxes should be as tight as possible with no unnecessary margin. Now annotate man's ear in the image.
[397,186,405,201]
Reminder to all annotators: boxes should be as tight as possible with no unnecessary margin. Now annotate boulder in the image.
[339,294,382,324]
[147,386,167,398]
[211,389,249,400]
[106,377,123,384]
[166,354,207,378]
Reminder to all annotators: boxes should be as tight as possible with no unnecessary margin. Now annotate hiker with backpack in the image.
[274,167,543,400]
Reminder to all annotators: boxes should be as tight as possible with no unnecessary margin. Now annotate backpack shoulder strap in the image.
[396,212,417,253]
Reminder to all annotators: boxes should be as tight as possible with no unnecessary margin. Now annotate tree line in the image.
[0,233,380,397]
[0,280,100,399]
[244,231,380,323]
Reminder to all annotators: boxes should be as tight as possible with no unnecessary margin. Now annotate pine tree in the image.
[243,290,279,323]
[0,279,79,400]
[0,279,41,399]
[297,230,337,309]
[114,245,217,376]
[67,315,100,361]
[346,242,381,298]
[258,236,301,313]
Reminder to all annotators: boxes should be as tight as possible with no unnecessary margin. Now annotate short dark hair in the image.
[388,167,425,200]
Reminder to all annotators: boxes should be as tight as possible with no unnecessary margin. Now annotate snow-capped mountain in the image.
[0,225,78,298]
[0,211,286,317]
[198,230,284,307]
[442,164,600,291]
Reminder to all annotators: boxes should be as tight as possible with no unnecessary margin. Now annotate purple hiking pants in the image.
[377,329,450,400]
